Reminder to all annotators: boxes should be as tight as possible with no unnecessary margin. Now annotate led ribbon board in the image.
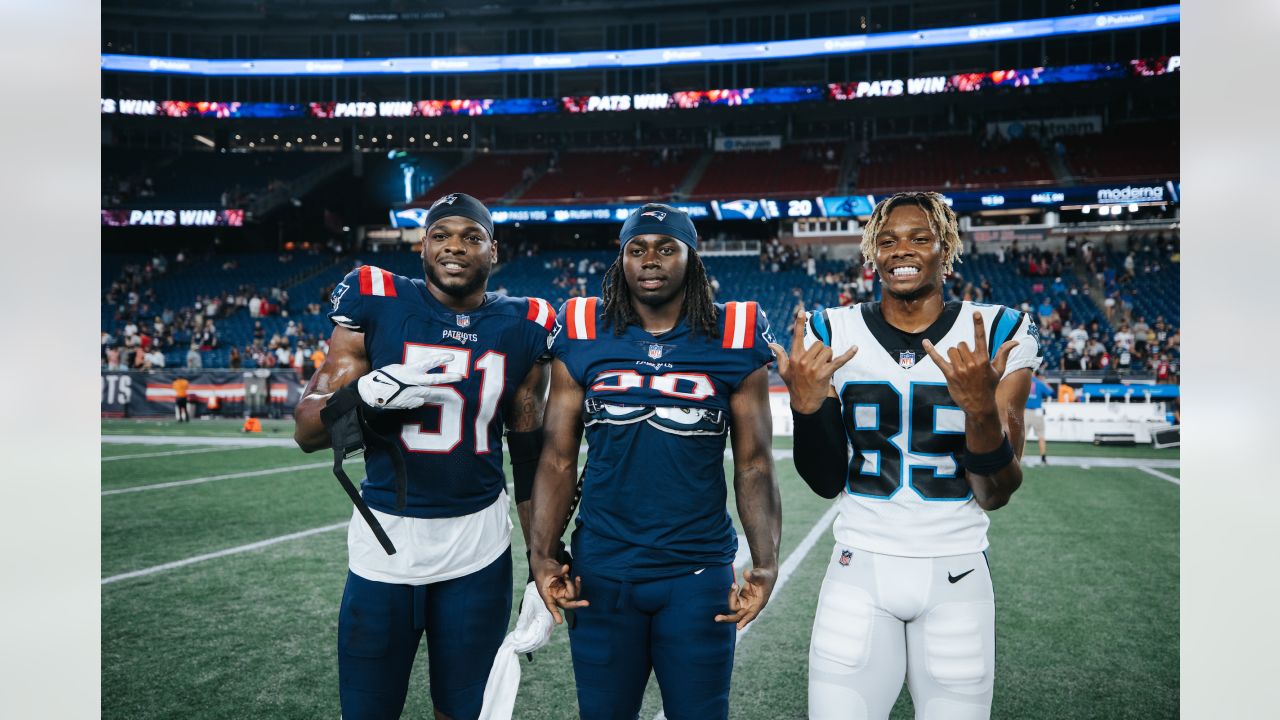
[101,6,1179,76]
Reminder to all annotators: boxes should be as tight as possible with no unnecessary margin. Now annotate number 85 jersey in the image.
[806,300,1043,557]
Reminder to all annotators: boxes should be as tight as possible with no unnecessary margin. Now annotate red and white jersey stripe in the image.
[565,297,599,340]
[721,301,758,349]
[525,297,555,331]
[358,266,398,297]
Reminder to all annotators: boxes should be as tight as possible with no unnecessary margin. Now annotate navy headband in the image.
[426,192,494,240]
[619,203,698,252]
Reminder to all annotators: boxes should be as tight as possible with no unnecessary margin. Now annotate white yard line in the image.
[102,522,348,585]
[103,445,259,462]
[653,505,839,720]
[1136,465,1181,486]
[102,434,299,447]
[102,462,331,496]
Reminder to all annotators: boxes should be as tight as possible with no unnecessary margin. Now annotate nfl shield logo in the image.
[898,351,916,369]
[839,550,853,566]
[648,344,664,359]
[456,314,471,328]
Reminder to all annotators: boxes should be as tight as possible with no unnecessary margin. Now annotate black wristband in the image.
[965,434,1015,475]
[792,397,849,499]
[508,427,544,504]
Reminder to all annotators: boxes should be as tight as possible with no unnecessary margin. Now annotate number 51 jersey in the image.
[806,300,1042,557]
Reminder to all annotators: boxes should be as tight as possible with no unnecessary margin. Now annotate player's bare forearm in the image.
[730,367,781,572]
[293,326,370,452]
[507,361,550,433]
[733,461,781,570]
[507,362,550,545]
[966,369,1032,510]
[528,359,584,566]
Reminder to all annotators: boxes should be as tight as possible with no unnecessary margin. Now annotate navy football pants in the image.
[337,549,512,720]
[568,564,736,720]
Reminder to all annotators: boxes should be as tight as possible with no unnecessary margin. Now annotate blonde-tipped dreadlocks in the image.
[859,191,963,276]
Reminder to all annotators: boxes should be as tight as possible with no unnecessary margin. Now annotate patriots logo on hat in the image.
[648,343,665,359]
[456,314,471,328]
[839,550,853,566]
[641,210,668,221]
[434,194,459,207]
[899,351,916,369]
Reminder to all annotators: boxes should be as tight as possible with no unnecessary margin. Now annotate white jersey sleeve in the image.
[992,308,1044,378]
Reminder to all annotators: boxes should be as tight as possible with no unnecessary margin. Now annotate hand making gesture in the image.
[714,566,778,631]
[768,309,858,414]
[533,559,589,625]
[921,310,1018,416]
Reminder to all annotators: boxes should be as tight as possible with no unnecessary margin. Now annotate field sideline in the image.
[101,419,1179,719]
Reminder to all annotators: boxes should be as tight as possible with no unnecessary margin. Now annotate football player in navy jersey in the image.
[293,193,555,720]
[771,192,1040,719]
[528,203,782,720]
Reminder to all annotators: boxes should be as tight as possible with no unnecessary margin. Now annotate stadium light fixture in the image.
[1129,203,1139,212]
[193,134,215,148]
[273,134,279,140]
[310,134,317,140]
[463,133,469,140]
[433,141,439,147]
[1082,205,1091,214]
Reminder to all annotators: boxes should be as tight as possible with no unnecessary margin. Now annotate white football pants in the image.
[808,545,995,720]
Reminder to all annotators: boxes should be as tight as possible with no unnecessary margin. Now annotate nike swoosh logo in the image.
[948,569,975,584]
[693,568,705,575]
[372,376,395,385]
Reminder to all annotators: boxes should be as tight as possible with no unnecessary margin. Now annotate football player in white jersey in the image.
[770,191,1040,720]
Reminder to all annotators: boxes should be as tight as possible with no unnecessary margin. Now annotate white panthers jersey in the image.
[805,300,1043,557]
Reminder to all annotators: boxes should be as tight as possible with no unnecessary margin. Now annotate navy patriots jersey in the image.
[550,296,775,581]
[329,264,554,518]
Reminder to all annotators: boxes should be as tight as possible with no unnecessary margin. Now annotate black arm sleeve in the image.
[792,397,849,499]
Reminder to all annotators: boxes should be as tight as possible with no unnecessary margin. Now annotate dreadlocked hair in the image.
[600,251,719,337]
[859,191,963,275]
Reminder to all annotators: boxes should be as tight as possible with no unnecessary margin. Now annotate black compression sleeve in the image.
[507,427,544,503]
[792,397,849,499]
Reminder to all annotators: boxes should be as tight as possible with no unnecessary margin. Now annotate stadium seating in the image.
[854,137,1054,193]
[112,151,339,209]
[520,150,696,203]
[690,143,844,199]
[410,152,548,205]
[1059,122,1178,181]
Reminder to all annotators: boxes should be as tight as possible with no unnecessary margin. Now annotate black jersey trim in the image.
[860,301,964,367]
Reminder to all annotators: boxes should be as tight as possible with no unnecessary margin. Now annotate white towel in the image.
[478,581,555,720]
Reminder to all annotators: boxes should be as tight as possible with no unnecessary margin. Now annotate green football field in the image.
[101,418,1179,719]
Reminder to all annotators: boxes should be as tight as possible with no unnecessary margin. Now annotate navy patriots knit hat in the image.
[619,203,698,252]
[426,192,494,239]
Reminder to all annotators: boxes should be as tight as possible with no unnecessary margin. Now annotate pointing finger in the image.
[827,345,859,373]
[921,339,950,372]
[790,309,808,357]
[971,311,989,358]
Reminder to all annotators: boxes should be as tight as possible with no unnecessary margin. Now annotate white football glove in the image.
[356,355,463,409]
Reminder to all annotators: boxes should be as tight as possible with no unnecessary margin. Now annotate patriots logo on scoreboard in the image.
[839,550,853,566]
[648,343,665,359]
[456,314,471,328]
[899,351,916,369]
[641,210,668,221]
